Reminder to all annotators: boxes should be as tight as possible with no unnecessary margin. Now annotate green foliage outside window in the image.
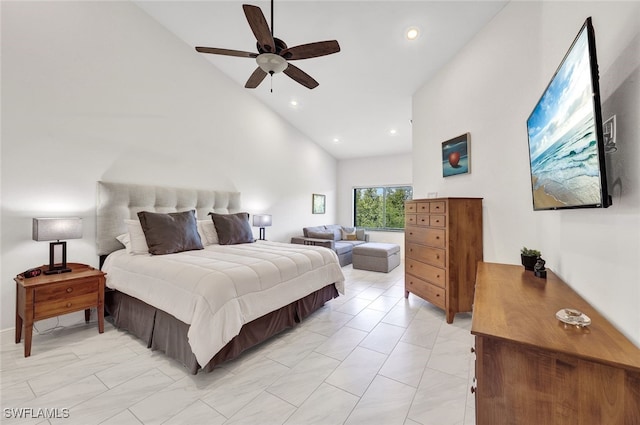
[354,186,413,230]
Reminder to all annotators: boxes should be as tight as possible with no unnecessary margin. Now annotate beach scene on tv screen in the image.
[527,27,603,210]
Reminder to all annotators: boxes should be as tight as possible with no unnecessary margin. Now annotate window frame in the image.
[352,185,413,231]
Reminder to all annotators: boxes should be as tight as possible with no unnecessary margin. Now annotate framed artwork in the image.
[312,194,326,214]
[442,133,470,177]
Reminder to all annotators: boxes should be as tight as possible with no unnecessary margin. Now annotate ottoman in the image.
[352,242,401,273]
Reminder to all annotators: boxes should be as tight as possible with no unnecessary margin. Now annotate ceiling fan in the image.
[195,0,340,90]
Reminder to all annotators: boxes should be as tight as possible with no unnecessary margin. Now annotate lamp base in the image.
[44,267,72,275]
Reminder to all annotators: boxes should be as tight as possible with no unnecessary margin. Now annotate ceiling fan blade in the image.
[280,40,341,60]
[245,67,268,89]
[283,63,319,89]
[195,46,257,58]
[242,4,275,53]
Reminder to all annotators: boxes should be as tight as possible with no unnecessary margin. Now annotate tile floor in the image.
[0,263,476,425]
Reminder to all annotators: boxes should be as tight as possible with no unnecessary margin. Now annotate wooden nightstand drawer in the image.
[406,243,446,268]
[406,258,446,288]
[430,201,446,213]
[430,215,446,227]
[34,293,98,320]
[405,274,445,310]
[34,278,98,303]
[406,214,417,226]
[405,202,417,213]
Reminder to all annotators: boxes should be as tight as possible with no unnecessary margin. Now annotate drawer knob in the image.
[66,302,72,308]
[66,287,73,293]
[436,236,440,240]
[471,347,476,354]
[470,386,476,394]
[436,255,440,259]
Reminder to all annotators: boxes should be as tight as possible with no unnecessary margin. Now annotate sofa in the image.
[291,225,369,266]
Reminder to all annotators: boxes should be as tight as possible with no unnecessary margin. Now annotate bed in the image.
[96,181,344,374]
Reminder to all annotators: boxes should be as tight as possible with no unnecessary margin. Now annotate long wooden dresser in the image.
[471,262,640,425]
[404,197,483,323]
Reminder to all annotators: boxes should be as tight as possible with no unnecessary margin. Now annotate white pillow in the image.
[116,233,131,253]
[199,219,219,245]
[124,219,150,254]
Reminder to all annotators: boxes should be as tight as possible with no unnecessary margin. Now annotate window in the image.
[353,186,413,230]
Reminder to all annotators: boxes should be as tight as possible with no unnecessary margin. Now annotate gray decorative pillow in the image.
[209,212,254,245]
[137,210,204,255]
[307,230,335,240]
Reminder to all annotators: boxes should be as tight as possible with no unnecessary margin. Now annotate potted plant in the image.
[521,247,541,271]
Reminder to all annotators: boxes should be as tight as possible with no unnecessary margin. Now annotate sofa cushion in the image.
[334,242,354,256]
[324,225,343,241]
[307,230,334,240]
[303,225,326,237]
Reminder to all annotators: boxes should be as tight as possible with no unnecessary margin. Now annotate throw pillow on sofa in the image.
[341,227,358,241]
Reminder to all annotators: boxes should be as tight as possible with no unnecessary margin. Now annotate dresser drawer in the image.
[405,258,446,288]
[34,278,99,303]
[406,214,417,226]
[416,214,430,226]
[417,202,430,213]
[34,293,98,320]
[405,226,445,248]
[430,201,446,213]
[405,202,417,213]
[406,243,446,268]
[405,274,445,310]
[430,215,446,227]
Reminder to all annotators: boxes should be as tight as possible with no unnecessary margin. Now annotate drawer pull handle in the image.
[470,386,476,394]
[66,287,73,293]
[436,236,440,240]
[470,347,476,354]
[66,302,72,308]
[436,255,440,259]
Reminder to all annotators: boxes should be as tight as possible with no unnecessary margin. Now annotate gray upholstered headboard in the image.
[96,181,241,256]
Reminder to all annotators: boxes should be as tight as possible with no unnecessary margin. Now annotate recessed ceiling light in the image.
[290,100,298,107]
[333,138,340,143]
[406,27,420,41]
[389,129,397,135]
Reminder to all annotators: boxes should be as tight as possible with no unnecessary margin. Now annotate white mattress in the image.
[102,241,344,366]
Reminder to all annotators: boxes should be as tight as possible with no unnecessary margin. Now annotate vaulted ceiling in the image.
[134,1,507,159]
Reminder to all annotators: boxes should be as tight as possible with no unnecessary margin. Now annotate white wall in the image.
[337,154,412,256]
[0,1,337,331]
[413,1,640,346]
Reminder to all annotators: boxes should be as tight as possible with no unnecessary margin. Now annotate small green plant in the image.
[521,247,541,257]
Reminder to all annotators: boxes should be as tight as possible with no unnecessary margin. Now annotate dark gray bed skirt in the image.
[105,284,339,374]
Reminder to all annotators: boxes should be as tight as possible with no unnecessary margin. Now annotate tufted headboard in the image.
[96,181,241,256]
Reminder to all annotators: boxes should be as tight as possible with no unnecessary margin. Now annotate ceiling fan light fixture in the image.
[256,53,288,74]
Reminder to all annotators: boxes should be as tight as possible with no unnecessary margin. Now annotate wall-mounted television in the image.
[526,17,611,210]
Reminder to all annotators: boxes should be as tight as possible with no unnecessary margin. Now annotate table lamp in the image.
[252,214,272,241]
[32,217,83,274]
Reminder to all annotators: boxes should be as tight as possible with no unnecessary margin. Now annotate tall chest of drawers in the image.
[404,197,483,323]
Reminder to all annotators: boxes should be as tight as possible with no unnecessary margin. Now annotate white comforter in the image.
[102,241,345,366]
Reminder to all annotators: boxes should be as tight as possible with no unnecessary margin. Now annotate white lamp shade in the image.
[252,214,272,227]
[33,217,83,241]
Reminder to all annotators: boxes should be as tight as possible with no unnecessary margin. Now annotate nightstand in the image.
[14,263,106,357]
